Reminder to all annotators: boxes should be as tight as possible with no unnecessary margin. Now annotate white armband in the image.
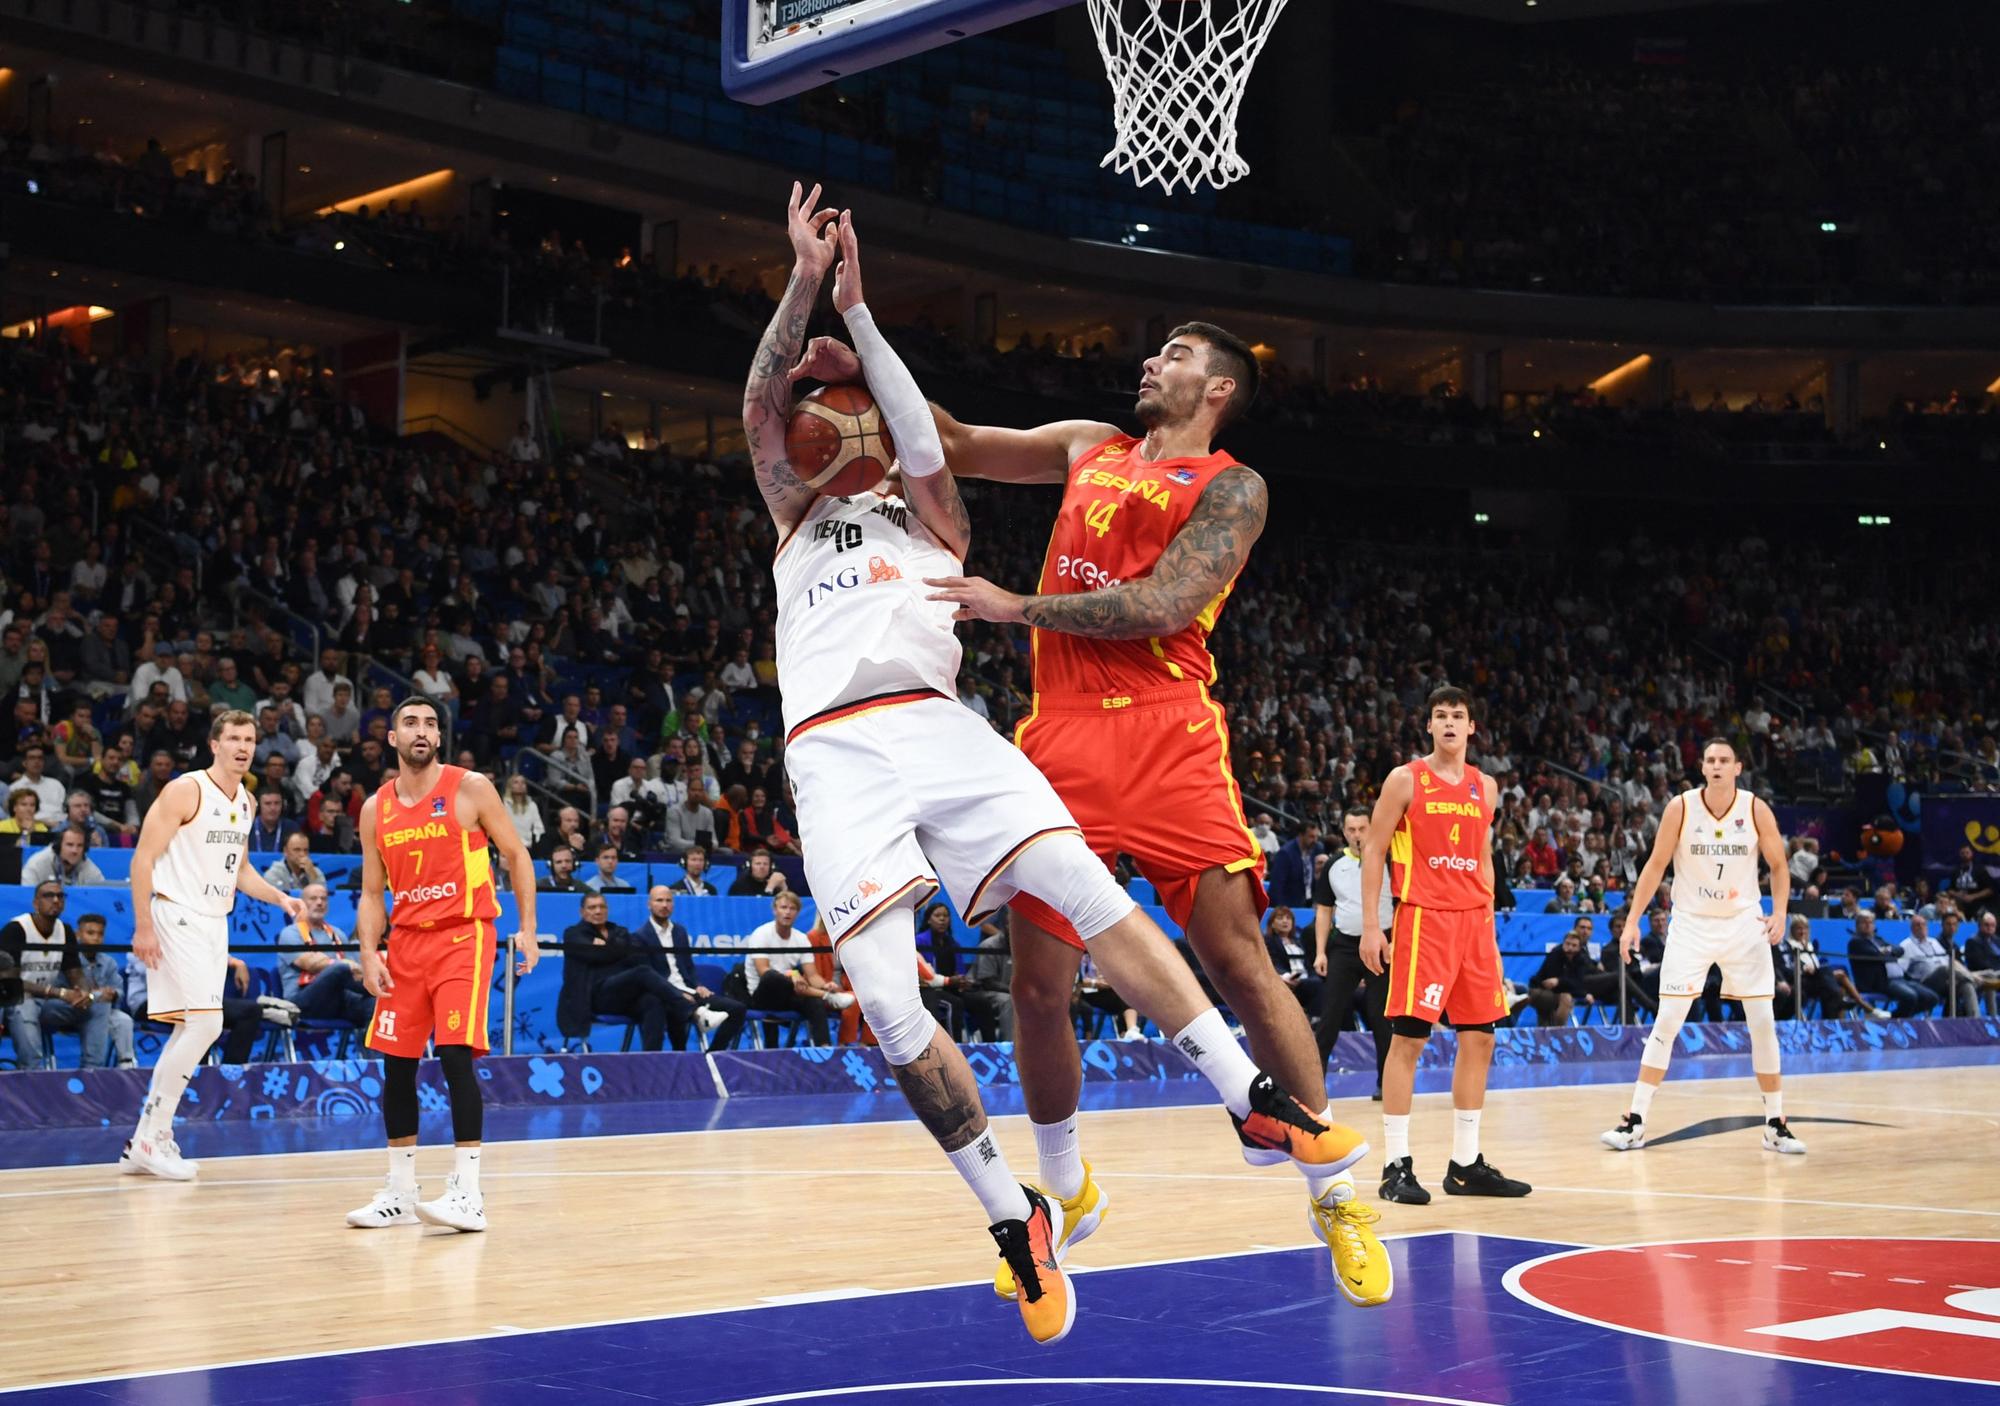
[840,302,946,478]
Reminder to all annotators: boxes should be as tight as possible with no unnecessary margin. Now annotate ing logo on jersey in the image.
[866,556,901,583]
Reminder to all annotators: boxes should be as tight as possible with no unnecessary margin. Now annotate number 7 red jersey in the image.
[374,765,501,932]
[1030,433,1244,696]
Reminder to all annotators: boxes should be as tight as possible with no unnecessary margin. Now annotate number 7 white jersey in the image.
[1670,786,1760,918]
[154,770,253,916]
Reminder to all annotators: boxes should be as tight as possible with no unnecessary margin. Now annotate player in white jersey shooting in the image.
[1601,737,1803,1153]
[745,183,1369,1346]
[119,709,307,1179]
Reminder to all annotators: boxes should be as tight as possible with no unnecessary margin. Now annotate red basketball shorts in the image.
[365,919,497,1058]
[1384,903,1508,1027]
[1009,684,1267,948]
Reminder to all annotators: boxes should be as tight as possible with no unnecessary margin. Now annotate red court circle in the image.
[1508,1237,2000,1385]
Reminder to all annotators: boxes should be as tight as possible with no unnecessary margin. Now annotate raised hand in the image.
[831,209,864,314]
[785,181,840,277]
[790,335,863,385]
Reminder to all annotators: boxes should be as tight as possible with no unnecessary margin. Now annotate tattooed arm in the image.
[742,180,839,534]
[925,466,1268,639]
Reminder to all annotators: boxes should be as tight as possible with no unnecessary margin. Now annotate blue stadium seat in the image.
[584,70,626,122]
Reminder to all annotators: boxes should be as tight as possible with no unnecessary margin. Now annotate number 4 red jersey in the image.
[1389,763,1494,911]
[1031,433,1245,696]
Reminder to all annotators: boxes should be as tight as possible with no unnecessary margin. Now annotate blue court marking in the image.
[8,1233,1981,1404]
[3,1041,1979,1174]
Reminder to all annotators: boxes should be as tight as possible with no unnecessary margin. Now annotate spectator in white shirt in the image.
[1900,914,1981,1016]
[126,653,188,711]
[301,648,354,719]
[14,745,68,824]
[502,774,545,850]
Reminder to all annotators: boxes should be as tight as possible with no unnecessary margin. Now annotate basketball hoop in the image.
[1086,0,1292,196]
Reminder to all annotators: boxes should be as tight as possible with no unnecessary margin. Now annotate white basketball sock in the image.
[388,1145,418,1193]
[1451,1109,1482,1166]
[1383,1113,1411,1163]
[946,1128,1032,1225]
[1032,1115,1086,1201]
[1171,1009,1257,1118]
[140,1020,208,1140]
[1763,1090,1783,1122]
[453,1144,481,1194]
[1629,1080,1657,1121]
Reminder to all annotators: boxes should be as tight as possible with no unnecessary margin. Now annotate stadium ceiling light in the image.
[1588,352,1651,392]
[1133,222,1150,233]
[315,168,455,216]
[1987,374,2000,394]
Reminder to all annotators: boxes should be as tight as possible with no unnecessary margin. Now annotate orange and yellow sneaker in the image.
[1234,1074,1369,1172]
[994,1161,1109,1299]
[989,1186,1077,1346]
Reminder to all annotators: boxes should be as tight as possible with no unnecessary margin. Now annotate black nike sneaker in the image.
[1443,1154,1532,1197]
[1379,1156,1432,1205]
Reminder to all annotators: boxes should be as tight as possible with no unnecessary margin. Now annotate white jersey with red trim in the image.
[772,492,963,735]
[1671,786,1761,918]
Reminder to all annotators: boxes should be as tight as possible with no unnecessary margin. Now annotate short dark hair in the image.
[392,696,441,727]
[597,845,619,860]
[1343,804,1371,823]
[1426,685,1473,717]
[1701,736,1739,759]
[1169,321,1259,429]
[76,912,106,929]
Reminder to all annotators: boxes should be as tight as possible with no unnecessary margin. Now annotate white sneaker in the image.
[1600,1112,1646,1151]
[347,1185,420,1228]
[1865,1005,1893,1021]
[122,1133,197,1181]
[695,1007,727,1034]
[415,1173,487,1232]
[1118,1027,1144,1042]
[1762,1118,1807,1154]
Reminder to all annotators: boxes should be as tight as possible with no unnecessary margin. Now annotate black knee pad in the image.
[1389,1015,1434,1040]
[382,1054,420,1140]
[1453,1021,1498,1036]
[437,1044,484,1144]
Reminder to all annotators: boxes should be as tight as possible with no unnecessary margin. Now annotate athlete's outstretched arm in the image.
[925,465,1268,639]
[826,211,970,557]
[743,180,840,534]
[467,770,541,976]
[1359,766,1412,976]
[929,404,1120,486]
[1618,794,1684,961]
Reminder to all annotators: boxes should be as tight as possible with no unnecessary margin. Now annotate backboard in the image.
[721,0,1078,105]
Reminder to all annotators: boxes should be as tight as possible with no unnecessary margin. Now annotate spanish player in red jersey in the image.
[1358,686,1531,1205]
[346,697,539,1232]
[924,322,1390,1307]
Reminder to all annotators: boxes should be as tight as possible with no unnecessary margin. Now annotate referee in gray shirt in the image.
[1313,804,1395,1095]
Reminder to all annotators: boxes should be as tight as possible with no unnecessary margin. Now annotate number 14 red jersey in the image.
[1031,433,1245,695]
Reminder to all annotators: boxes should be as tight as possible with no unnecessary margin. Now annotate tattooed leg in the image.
[890,1025,989,1152]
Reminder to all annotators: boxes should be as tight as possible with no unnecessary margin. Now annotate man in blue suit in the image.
[1265,822,1323,909]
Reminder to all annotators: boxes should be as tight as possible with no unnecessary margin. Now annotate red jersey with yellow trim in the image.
[1031,433,1244,695]
[1389,760,1493,911]
[374,765,501,931]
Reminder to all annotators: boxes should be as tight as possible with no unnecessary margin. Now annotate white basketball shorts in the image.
[1658,909,1773,1001]
[147,895,232,1018]
[785,693,1082,944]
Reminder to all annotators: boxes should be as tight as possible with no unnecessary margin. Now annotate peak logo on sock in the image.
[1177,1036,1207,1061]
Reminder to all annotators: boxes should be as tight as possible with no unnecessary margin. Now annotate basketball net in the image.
[1086,0,1292,196]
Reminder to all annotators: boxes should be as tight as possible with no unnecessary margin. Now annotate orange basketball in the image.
[785,383,896,498]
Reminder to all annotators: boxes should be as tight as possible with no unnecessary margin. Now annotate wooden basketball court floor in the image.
[2,1062,1994,1403]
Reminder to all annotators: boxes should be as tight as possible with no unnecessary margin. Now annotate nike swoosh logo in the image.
[451,933,473,944]
[1420,786,1439,794]
[1186,719,1212,735]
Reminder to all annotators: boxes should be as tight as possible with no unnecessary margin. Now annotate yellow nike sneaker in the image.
[1308,1194,1393,1307]
[994,1161,1109,1299]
